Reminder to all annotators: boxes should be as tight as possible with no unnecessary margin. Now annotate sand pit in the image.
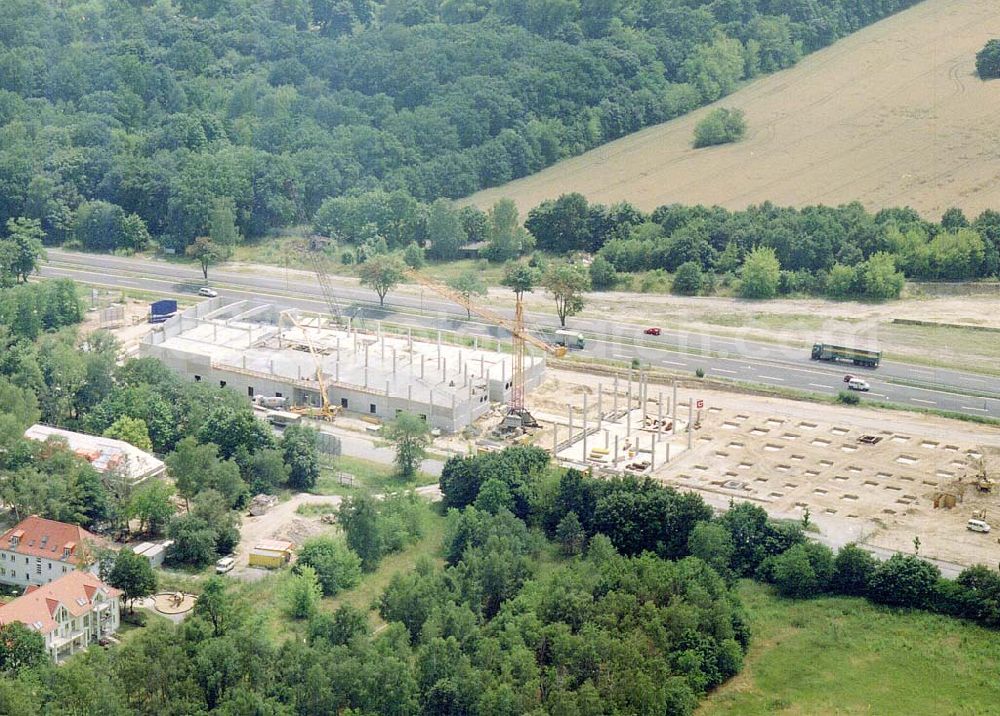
[152,592,196,615]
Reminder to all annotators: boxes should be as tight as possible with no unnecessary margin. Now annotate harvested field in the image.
[465,0,1000,218]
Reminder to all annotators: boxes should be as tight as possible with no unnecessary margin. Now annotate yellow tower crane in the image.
[405,270,566,429]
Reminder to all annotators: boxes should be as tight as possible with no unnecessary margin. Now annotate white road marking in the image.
[714,368,737,374]
[961,405,988,412]
[809,383,834,390]
[867,393,888,399]
[759,375,785,382]
[613,353,631,359]
[660,359,686,366]
[911,398,936,405]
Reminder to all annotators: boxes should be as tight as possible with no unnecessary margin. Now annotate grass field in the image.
[465,0,1000,218]
[700,581,1000,715]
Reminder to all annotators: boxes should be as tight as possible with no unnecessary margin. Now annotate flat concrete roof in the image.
[145,301,541,407]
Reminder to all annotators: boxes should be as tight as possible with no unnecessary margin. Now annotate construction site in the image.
[141,298,544,433]
[531,368,1000,571]
[129,242,999,572]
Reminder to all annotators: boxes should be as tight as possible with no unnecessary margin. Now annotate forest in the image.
[0,0,925,252]
[3,442,999,714]
[523,195,1000,299]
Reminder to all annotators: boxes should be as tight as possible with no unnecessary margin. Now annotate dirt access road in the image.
[466,0,1000,218]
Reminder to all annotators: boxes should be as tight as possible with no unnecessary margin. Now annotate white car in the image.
[847,378,870,391]
[198,287,219,298]
[215,556,235,574]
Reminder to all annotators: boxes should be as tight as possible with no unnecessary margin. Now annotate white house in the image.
[0,570,121,661]
[0,516,102,589]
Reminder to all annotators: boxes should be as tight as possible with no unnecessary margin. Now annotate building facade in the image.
[0,516,101,589]
[0,570,121,661]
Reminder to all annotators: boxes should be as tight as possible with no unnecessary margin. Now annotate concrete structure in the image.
[141,299,545,432]
[24,424,165,485]
[0,516,103,589]
[248,539,294,569]
[0,571,120,661]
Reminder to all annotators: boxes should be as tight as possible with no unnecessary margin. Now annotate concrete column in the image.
[597,383,603,426]
[672,380,678,435]
[335,361,339,383]
[582,393,588,462]
[665,442,670,463]
[392,348,397,375]
[385,380,390,397]
[626,403,632,436]
[442,358,447,379]
[363,367,368,389]
[627,373,632,416]
[297,365,302,380]
[639,368,645,411]
[480,356,485,378]
[408,384,412,410]
[651,434,656,468]
[553,423,558,452]
[688,401,693,449]
[613,374,619,415]
[421,356,425,380]
[213,323,217,341]
[604,429,609,448]
[269,359,274,374]
[242,356,246,369]
[464,363,469,386]
[614,435,619,462]
[336,336,341,356]
[658,391,663,436]
[567,404,573,444]
[381,334,385,358]
[377,320,382,337]
[365,343,369,367]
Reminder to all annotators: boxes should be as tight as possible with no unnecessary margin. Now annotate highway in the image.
[40,249,1000,419]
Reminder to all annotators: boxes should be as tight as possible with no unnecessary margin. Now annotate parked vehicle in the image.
[198,287,219,298]
[551,329,585,349]
[811,342,881,367]
[215,556,236,574]
[967,519,991,533]
[644,327,661,336]
[847,378,870,391]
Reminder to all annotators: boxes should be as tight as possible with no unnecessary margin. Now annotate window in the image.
[341,398,348,409]
[219,380,227,388]
[194,375,201,382]
[35,558,40,575]
[369,403,376,414]
[62,566,67,573]
[0,568,5,576]
[275,391,282,398]
[247,386,254,397]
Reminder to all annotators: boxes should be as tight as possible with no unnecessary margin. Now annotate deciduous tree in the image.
[358,252,406,307]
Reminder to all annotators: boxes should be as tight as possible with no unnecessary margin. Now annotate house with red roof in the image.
[0,570,120,661]
[0,516,103,589]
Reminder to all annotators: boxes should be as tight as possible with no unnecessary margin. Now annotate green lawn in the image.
[312,454,437,497]
[699,581,1000,715]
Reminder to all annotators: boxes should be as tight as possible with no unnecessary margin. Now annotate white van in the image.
[967,519,991,534]
[215,556,236,573]
[847,378,870,392]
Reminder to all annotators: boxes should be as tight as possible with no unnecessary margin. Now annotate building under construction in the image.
[140,298,545,432]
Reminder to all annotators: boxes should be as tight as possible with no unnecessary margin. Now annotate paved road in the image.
[40,250,1000,418]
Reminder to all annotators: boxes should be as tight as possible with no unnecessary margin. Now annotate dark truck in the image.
[810,343,881,368]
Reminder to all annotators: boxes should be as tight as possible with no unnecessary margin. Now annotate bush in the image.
[297,536,363,596]
[693,108,747,148]
[867,553,941,608]
[589,255,618,289]
[976,39,1000,79]
[738,246,780,299]
[831,544,877,596]
[672,261,703,295]
[836,390,860,405]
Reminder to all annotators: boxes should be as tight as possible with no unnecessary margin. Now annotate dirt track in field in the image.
[464,0,1000,218]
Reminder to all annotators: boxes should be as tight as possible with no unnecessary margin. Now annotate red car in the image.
[644,327,661,336]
